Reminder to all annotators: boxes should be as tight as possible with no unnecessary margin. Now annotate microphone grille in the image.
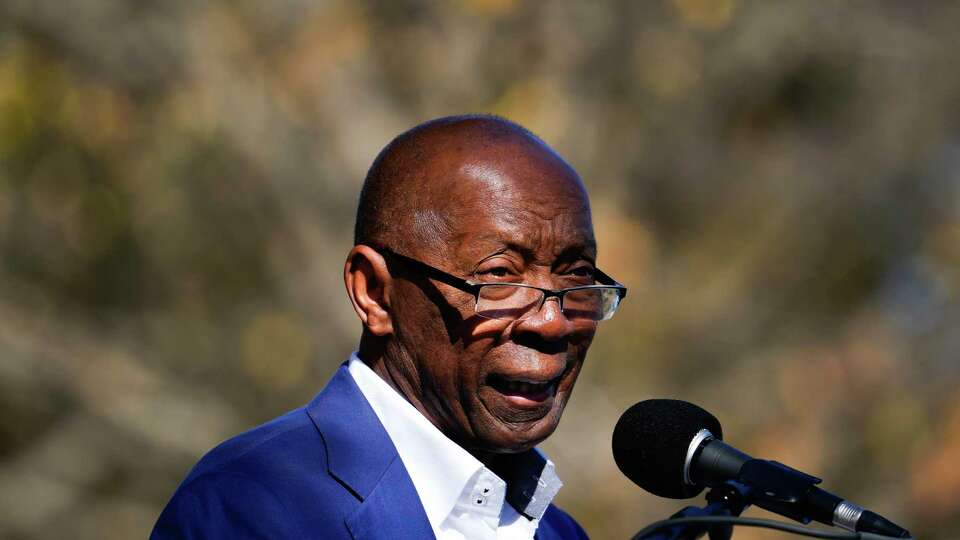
[612,399,723,499]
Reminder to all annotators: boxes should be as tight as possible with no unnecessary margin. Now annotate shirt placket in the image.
[470,469,505,532]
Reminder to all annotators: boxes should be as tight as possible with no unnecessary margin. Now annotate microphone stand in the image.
[634,481,752,540]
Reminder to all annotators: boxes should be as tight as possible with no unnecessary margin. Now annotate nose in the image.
[514,296,575,342]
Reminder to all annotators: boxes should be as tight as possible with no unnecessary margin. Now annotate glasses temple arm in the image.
[377,248,480,296]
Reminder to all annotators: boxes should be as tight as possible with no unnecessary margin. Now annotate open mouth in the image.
[487,374,560,403]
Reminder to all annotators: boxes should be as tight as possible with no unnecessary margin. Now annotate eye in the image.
[567,265,596,278]
[478,266,511,278]
[474,259,523,282]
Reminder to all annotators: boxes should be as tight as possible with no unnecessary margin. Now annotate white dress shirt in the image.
[348,353,563,540]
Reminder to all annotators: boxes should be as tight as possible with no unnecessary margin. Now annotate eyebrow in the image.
[469,240,598,270]
[555,244,597,265]
[471,246,511,272]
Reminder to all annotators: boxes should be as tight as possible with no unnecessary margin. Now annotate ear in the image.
[344,245,394,336]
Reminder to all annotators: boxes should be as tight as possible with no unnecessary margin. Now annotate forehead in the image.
[423,143,596,261]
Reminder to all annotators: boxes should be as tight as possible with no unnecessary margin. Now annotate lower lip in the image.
[497,384,556,407]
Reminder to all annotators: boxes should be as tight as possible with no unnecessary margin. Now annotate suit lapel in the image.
[306,365,434,540]
[344,455,435,540]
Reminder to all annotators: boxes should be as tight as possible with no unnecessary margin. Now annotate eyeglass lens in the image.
[475,285,621,321]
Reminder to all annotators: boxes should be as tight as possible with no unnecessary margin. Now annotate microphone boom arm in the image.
[636,482,753,540]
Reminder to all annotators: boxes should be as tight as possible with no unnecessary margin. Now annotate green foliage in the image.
[1,1,959,538]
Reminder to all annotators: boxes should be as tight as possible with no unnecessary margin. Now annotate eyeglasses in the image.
[378,248,627,322]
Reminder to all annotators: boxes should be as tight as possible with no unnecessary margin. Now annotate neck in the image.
[357,334,499,467]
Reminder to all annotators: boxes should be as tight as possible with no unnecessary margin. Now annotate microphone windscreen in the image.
[612,399,723,499]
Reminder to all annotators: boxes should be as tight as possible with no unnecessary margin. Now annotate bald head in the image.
[345,115,605,456]
[354,115,589,257]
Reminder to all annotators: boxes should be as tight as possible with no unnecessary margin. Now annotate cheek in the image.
[395,286,491,385]
[573,321,598,345]
[556,329,594,387]
[394,281,464,343]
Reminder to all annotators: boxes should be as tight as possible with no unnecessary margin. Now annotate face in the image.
[384,136,598,459]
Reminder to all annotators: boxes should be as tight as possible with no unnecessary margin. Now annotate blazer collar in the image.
[306,365,395,498]
[306,364,435,540]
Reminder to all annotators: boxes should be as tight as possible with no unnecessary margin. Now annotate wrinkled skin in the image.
[346,122,598,464]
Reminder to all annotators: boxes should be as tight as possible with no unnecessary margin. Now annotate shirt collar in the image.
[346,353,562,528]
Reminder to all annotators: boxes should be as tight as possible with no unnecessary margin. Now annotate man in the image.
[152,115,626,539]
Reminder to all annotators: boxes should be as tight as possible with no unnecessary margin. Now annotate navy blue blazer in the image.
[152,365,589,539]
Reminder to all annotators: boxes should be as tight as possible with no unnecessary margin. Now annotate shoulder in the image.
[151,366,417,539]
[539,504,590,540]
[182,364,362,483]
[152,468,307,539]
[190,406,326,477]
[152,403,357,539]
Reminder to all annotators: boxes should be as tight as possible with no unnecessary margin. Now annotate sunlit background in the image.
[2,1,959,538]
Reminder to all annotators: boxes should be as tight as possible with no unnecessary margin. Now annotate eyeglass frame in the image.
[375,247,627,321]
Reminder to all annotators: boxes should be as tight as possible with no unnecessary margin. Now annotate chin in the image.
[475,405,566,455]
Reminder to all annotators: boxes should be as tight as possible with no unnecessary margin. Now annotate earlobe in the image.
[344,245,394,336]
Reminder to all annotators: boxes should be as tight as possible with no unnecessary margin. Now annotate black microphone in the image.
[612,399,911,538]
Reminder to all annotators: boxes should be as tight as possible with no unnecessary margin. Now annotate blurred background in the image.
[1,0,959,538]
